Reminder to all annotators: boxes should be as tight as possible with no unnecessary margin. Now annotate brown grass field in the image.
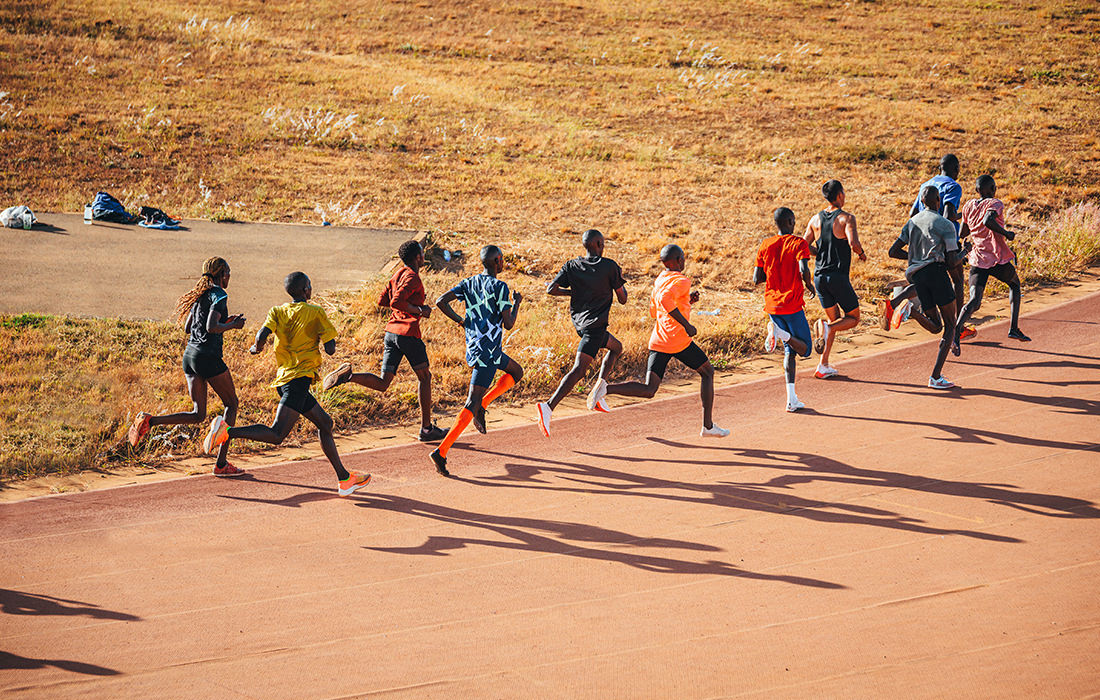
[1,0,1099,478]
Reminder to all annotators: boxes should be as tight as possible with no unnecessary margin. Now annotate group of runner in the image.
[125,153,1030,494]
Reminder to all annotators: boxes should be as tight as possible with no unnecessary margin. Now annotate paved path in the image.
[2,295,1098,698]
[0,214,416,322]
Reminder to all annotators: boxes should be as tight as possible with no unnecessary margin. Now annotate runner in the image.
[755,208,816,412]
[127,256,247,477]
[888,186,962,389]
[204,271,371,496]
[321,240,447,442]
[588,244,729,437]
[882,154,975,339]
[535,229,627,436]
[430,245,524,476]
[803,180,866,379]
[955,175,1031,342]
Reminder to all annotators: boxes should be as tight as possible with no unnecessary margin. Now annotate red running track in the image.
[2,294,1099,698]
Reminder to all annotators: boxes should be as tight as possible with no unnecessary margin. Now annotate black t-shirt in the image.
[551,255,626,333]
[186,287,229,356]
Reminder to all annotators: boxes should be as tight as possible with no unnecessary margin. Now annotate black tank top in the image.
[815,209,851,277]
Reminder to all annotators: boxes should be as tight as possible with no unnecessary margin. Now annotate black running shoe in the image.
[472,405,487,434]
[1008,328,1031,342]
[430,448,450,477]
[419,424,447,442]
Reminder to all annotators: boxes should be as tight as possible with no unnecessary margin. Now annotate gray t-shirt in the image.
[897,210,959,281]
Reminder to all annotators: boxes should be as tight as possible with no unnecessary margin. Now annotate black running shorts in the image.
[380,332,429,374]
[912,262,956,311]
[646,342,709,379]
[576,327,610,359]
[182,348,229,380]
[276,376,318,414]
[968,262,1018,289]
[814,273,859,314]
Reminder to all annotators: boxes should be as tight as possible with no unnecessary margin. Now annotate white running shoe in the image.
[814,364,838,379]
[203,415,228,454]
[786,399,806,413]
[536,402,552,437]
[764,321,777,352]
[928,375,955,390]
[594,397,611,413]
[700,424,730,438]
[586,378,608,410]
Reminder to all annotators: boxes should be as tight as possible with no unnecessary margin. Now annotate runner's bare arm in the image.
[546,281,571,297]
[983,211,1016,240]
[323,339,336,355]
[888,239,908,261]
[668,308,697,337]
[614,285,628,304]
[502,290,523,330]
[844,214,867,261]
[249,326,272,354]
[205,305,245,334]
[803,214,820,256]
[435,290,465,326]
[800,260,816,299]
[391,296,431,318]
[753,266,766,285]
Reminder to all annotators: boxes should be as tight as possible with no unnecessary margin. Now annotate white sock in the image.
[786,382,797,403]
[773,323,792,343]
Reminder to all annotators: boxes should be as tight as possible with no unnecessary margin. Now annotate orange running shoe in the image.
[594,397,611,413]
[203,415,229,454]
[213,463,248,478]
[958,325,978,341]
[128,412,152,447]
[890,299,912,331]
[338,471,371,497]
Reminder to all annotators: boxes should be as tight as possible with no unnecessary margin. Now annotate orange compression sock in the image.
[481,373,516,407]
[438,408,473,458]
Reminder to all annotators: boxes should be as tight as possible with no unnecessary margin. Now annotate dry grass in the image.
[1,0,1099,478]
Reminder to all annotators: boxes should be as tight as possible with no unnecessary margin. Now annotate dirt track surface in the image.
[2,295,1098,698]
[0,214,415,322]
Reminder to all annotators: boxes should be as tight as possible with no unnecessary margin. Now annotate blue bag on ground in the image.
[91,192,136,223]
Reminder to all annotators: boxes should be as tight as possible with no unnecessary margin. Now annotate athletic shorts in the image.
[469,353,514,389]
[912,262,955,311]
[576,327,610,359]
[182,348,229,380]
[381,332,429,374]
[646,342,708,379]
[276,376,318,414]
[968,262,1018,290]
[814,273,859,314]
[769,310,812,358]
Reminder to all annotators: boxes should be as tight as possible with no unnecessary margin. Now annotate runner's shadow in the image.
[646,437,1099,520]
[466,448,1022,541]
[878,384,1100,415]
[215,477,346,507]
[0,650,120,676]
[355,493,843,589]
[0,590,141,621]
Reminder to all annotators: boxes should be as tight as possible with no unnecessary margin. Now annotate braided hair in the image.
[174,256,229,325]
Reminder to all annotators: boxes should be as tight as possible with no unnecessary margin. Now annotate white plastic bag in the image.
[0,205,35,228]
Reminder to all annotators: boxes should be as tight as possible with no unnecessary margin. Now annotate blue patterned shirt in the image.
[450,274,513,367]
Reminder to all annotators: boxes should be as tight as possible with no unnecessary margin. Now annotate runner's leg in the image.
[149,373,207,426]
[206,371,238,467]
[546,351,595,410]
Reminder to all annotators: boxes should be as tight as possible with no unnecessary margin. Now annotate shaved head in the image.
[773,207,795,231]
[920,184,940,209]
[582,228,604,255]
[284,271,310,296]
[940,153,959,179]
[660,244,683,262]
[480,245,502,265]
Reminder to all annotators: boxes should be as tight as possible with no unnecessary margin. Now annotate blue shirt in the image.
[450,274,513,367]
[913,174,962,234]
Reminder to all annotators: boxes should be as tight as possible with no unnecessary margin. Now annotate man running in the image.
[430,245,524,476]
[536,229,627,436]
[955,175,1030,342]
[882,154,973,338]
[803,179,865,379]
[588,244,729,437]
[322,240,447,442]
[755,208,816,412]
[888,186,962,389]
[204,271,372,496]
